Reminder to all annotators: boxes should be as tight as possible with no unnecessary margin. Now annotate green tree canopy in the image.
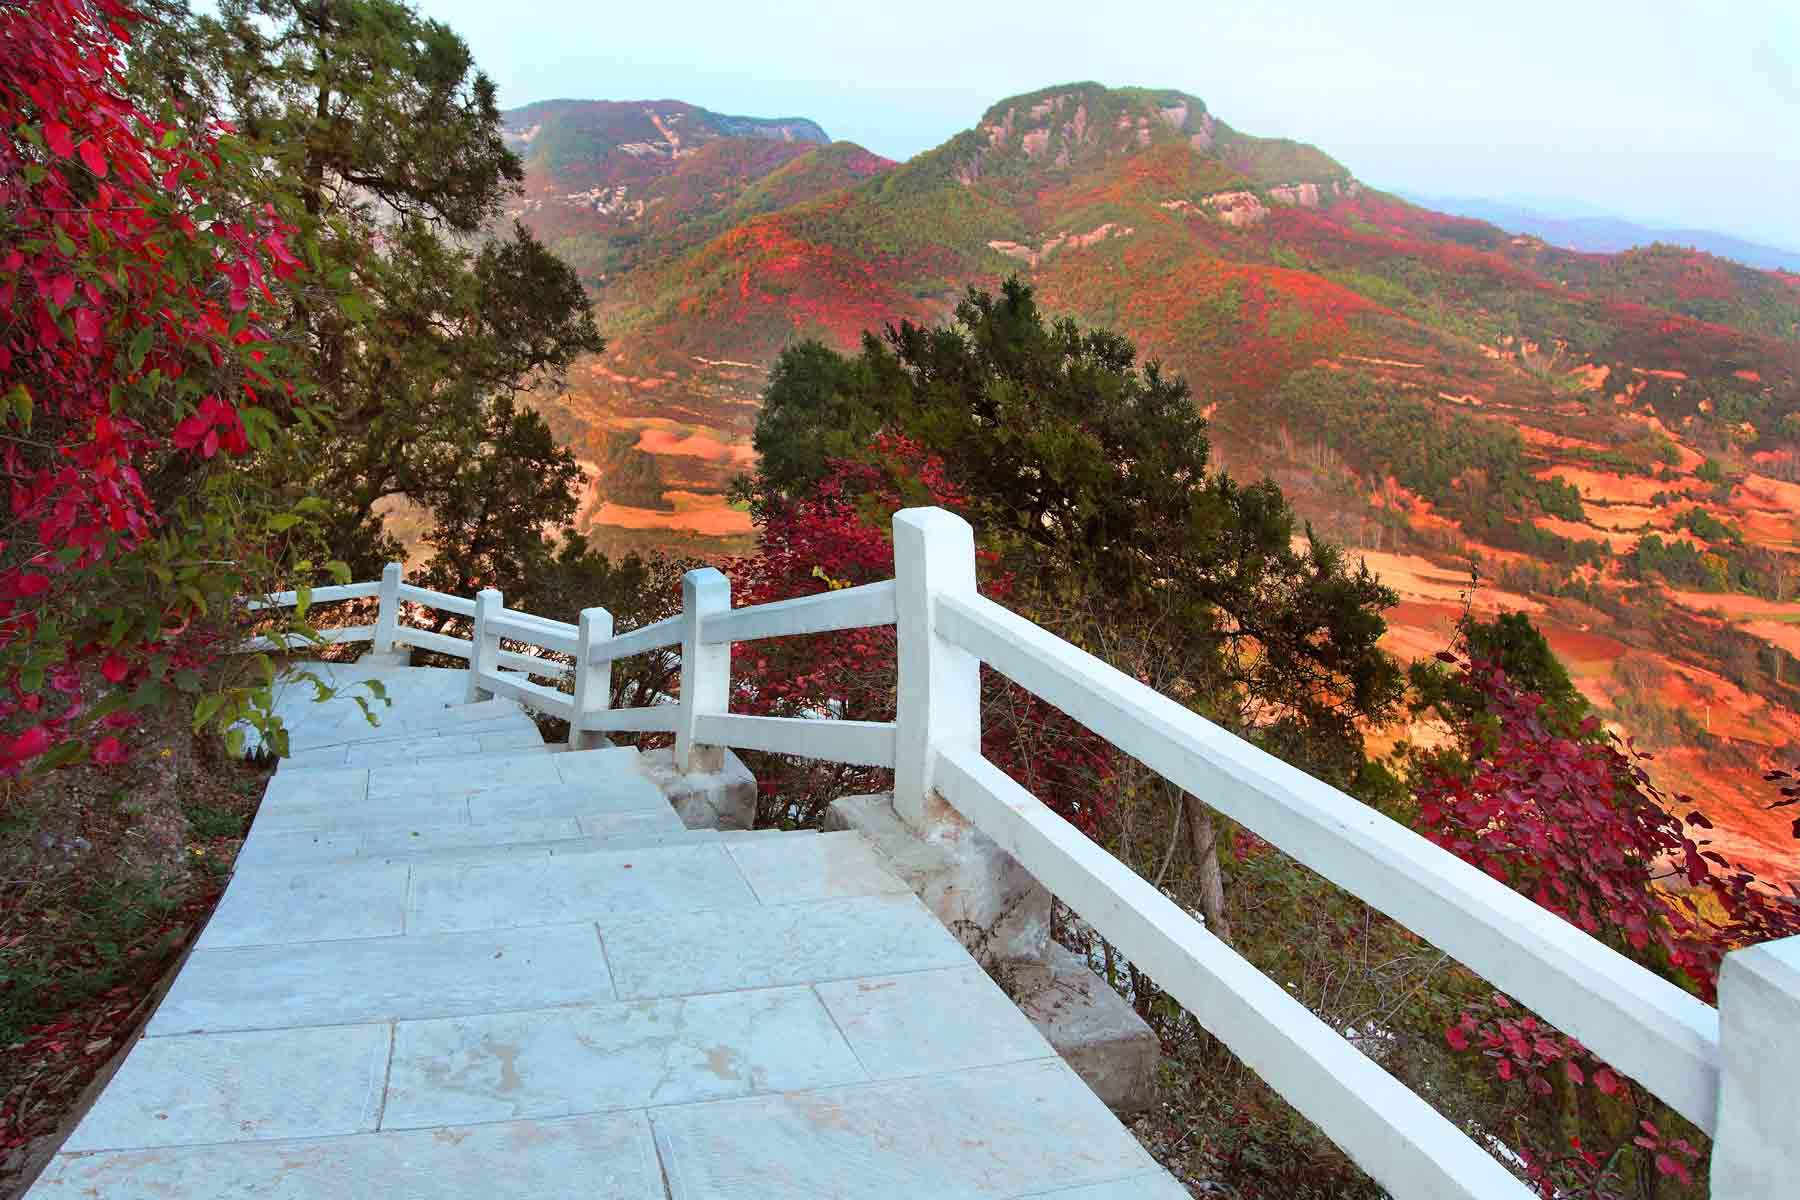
[749,278,1402,780]
[129,0,603,582]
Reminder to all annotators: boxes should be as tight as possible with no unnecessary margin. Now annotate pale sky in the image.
[417,0,1800,250]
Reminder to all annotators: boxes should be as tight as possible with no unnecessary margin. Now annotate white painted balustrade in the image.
[243,509,1796,1197]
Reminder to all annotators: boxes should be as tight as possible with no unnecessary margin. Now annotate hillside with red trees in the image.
[520,81,1800,878]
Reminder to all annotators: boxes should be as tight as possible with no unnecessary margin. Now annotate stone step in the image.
[236,808,695,869]
[279,699,534,752]
[38,660,1194,1199]
[278,722,545,771]
[211,830,905,950]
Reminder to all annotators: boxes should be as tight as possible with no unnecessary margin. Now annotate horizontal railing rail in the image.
[936,587,1718,1129]
[591,614,680,664]
[238,508,1791,1197]
[701,579,897,645]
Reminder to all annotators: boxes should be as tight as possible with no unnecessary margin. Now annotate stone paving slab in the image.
[282,731,525,772]
[724,829,913,904]
[554,746,649,783]
[63,1024,389,1152]
[648,1059,1161,1199]
[235,810,688,869]
[284,706,533,753]
[360,830,717,868]
[233,829,364,868]
[197,861,408,948]
[468,778,670,823]
[1018,1173,1195,1199]
[382,986,866,1129]
[31,1112,665,1199]
[342,736,485,768]
[406,842,755,934]
[600,893,970,999]
[149,924,613,1034]
[253,789,471,834]
[259,766,368,813]
[812,966,1057,1078]
[360,816,585,856]
[478,727,549,752]
[365,751,565,801]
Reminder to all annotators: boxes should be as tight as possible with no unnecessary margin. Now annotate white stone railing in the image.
[246,509,1795,1198]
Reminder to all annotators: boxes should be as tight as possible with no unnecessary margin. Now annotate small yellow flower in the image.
[159,749,174,759]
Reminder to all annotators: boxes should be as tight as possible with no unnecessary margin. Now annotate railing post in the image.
[892,507,981,829]
[570,605,613,750]
[1711,934,1800,1196]
[676,568,731,773]
[372,562,403,654]
[466,587,503,703]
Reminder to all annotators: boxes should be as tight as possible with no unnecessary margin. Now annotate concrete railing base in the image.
[996,941,1161,1116]
[826,792,1160,1115]
[826,792,1048,964]
[638,746,757,830]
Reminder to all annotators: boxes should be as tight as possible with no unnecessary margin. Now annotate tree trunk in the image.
[1182,792,1232,944]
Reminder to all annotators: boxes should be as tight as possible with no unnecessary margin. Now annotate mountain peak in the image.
[943,82,1349,192]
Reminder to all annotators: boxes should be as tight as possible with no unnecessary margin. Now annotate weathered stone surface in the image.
[825,792,1049,965]
[467,777,667,823]
[365,751,563,801]
[31,1113,665,1198]
[406,842,755,934]
[1016,1171,1196,1198]
[649,1059,1162,1199]
[600,893,967,999]
[812,966,1055,1078]
[383,987,864,1128]
[197,861,408,948]
[341,735,486,768]
[822,795,1158,1114]
[358,817,585,857]
[259,766,368,814]
[999,940,1162,1116]
[37,664,1188,1198]
[478,726,547,752]
[255,789,469,833]
[635,745,757,829]
[149,924,613,1034]
[723,830,911,904]
[64,1024,389,1151]
[233,828,362,868]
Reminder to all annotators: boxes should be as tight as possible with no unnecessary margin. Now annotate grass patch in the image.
[0,875,185,1045]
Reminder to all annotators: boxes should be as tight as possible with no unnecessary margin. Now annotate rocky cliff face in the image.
[503,100,827,186]
[944,83,1353,197]
[497,100,854,282]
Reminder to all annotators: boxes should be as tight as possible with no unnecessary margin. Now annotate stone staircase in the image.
[26,660,1186,1199]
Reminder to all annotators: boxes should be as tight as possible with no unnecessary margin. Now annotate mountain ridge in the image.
[1401,193,1800,274]
[510,81,1800,870]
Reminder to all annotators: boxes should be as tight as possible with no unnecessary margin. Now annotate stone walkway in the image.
[27,663,1187,1198]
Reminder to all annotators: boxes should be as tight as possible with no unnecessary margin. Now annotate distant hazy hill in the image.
[1403,194,1800,274]
[498,100,866,280]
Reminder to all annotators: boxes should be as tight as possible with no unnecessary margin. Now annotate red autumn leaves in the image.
[0,0,304,771]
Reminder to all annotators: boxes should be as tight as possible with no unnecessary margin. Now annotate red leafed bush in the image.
[0,0,308,772]
[729,432,1113,829]
[1415,651,1800,1194]
[1415,653,1800,1000]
